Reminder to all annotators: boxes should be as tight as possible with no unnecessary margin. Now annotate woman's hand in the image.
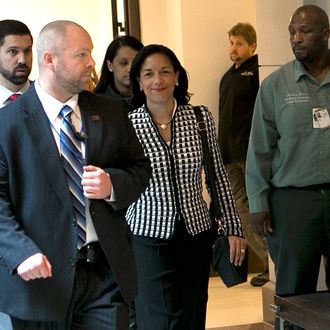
[227,236,247,266]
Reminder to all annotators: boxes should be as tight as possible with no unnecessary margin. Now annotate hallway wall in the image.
[0,0,113,79]
[139,0,256,125]
[139,0,329,125]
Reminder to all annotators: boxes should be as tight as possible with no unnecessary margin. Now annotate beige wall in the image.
[4,0,327,124]
[139,0,328,126]
[255,0,300,81]
[1,0,113,79]
[139,0,256,125]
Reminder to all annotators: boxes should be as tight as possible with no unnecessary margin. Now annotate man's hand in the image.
[250,212,272,237]
[82,165,112,199]
[17,253,52,281]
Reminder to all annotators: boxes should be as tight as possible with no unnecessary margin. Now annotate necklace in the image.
[154,119,172,130]
[151,99,177,130]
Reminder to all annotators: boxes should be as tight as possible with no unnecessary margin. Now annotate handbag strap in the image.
[193,106,223,224]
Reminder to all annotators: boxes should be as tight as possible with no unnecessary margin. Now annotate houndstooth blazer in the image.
[126,103,243,239]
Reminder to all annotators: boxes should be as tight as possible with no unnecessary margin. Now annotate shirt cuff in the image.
[104,173,115,202]
[248,195,270,213]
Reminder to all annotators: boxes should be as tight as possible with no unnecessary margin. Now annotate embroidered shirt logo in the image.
[284,93,310,104]
[241,71,254,76]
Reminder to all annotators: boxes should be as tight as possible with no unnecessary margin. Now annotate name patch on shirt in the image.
[313,107,330,129]
[284,93,310,104]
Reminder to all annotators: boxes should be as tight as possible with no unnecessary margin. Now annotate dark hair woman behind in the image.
[94,35,143,111]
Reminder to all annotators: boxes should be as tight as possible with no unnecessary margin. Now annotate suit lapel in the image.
[22,87,73,210]
[79,93,103,164]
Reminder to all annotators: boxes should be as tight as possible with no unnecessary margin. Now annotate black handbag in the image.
[193,106,248,287]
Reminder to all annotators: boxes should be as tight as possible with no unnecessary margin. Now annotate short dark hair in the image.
[94,35,144,94]
[0,19,33,47]
[293,5,329,29]
[228,22,256,45]
[130,44,191,108]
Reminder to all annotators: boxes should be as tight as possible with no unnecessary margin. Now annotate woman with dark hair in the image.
[94,35,143,111]
[126,44,246,330]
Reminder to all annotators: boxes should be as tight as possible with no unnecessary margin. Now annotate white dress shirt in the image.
[34,80,98,245]
[0,80,30,107]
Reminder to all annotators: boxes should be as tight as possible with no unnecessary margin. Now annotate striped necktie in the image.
[59,105,86,248]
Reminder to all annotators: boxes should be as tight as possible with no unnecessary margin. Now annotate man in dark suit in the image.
[0,20,151,330]
[0,19,33,330]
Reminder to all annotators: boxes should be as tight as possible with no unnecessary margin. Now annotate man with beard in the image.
[0,18,33,330]
[0,20,32,108]
[0,20,151,329]
[246,5,330,329]
[218,22,269,287]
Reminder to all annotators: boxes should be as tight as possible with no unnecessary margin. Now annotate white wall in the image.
[139,0,330,125]
[255,0,300,81]
[139,0,256,126]
[0,0,113,79]
[5,0,330,114]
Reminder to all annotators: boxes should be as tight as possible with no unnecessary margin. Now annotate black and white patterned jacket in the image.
[126,103,243,239]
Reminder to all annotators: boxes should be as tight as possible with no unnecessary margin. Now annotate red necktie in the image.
[7,93,21,102]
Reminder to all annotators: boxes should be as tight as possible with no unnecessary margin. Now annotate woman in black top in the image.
[94,35,143,111]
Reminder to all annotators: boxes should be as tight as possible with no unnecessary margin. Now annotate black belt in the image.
[286,183,330,191]
[76,242,107,264]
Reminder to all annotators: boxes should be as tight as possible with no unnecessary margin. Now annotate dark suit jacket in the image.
[0,85,151,321]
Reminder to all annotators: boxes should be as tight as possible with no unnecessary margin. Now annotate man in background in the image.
[218,22,269,287]
[0,20,151,329]
[0,19,32,107]
[0,19,33,330]
[246,5,330,329]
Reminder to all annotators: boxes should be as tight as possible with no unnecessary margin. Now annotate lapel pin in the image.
[91,114,101,121]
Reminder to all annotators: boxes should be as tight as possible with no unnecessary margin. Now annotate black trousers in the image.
[132,221,213,330]
[268,187,330,330]
[11,261,129,330]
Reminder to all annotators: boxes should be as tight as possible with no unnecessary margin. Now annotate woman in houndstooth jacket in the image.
[126,44,246,330]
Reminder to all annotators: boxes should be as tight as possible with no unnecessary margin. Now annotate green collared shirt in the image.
[246,59,330,212]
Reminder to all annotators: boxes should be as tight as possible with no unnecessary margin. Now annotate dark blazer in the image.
[0,85,151,321]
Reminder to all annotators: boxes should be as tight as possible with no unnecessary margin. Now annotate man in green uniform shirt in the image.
[246,5,330,330]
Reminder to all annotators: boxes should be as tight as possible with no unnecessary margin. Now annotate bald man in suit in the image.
[0,20,151,330]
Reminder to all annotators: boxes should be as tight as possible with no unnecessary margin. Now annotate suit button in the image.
[69,258,76,266]
[72,219,77,227]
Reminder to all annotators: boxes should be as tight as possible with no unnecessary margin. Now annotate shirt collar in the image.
[294,60,309,82]
[293,59,330,85]
[34,79,79,124]
[0,80,30,107]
